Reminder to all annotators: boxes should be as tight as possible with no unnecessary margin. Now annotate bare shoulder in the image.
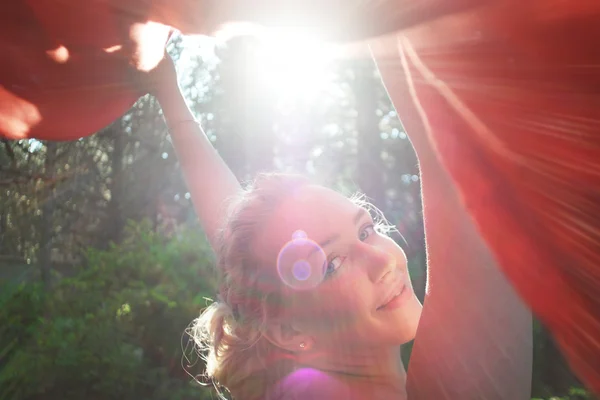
[266,368,351,400]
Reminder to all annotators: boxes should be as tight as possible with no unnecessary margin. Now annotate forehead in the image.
[253,185,359,263]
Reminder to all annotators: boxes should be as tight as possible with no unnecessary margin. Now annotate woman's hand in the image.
[134,52,180,100]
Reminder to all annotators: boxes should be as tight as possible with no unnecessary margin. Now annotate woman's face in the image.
[253,185,423,351]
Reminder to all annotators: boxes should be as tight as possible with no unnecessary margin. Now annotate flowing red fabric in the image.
[376,1,600,393]
[0,0,172,140]
[0,0,483,141]
[1,0,599,394]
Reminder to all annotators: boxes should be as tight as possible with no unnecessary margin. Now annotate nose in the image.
[356,243,397,284]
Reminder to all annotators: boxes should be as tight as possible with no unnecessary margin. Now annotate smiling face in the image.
[253,184,422,351]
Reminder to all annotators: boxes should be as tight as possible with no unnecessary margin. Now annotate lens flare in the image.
[292,230,307,241]
[292,260,311,281]
[277,230,326,290]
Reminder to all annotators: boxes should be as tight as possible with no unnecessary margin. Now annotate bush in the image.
[0,221,218,400]
[531,387,594,400]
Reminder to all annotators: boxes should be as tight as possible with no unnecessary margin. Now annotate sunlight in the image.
[181,26,339,104]
[249,28,338,103]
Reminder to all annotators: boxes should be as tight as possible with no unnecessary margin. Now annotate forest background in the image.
[0,34,593,400]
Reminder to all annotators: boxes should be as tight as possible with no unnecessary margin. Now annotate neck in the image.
[298,344,405,388]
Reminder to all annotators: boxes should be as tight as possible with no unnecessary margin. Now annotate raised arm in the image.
[151,55,241,249]
[371,37,533,399]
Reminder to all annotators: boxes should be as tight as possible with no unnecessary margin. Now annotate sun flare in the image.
[249,28,338,103]
[180,26,339,104]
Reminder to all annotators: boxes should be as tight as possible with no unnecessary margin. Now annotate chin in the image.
[407,295,424,339]
[391,296,423,343]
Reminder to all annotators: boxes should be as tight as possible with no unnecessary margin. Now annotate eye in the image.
[322,224,375,280]
[359,224,375,241]
[324,255,344,277]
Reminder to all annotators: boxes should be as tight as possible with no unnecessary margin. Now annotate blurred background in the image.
[0,33,592,400]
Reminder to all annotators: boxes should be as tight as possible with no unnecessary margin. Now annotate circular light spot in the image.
[293,261,311,281]
[292,230,307,241]
[277,235,326,291]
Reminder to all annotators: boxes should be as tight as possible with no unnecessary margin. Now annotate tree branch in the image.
[1,139,17,168]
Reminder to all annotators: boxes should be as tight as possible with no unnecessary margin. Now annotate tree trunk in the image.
[354,61,385,208]
[38,141,57,287]
[107,123,125,245]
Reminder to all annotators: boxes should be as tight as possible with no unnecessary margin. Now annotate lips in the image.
[376,283,407,311]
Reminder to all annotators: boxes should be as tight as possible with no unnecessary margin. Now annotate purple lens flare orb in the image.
[292,260,311,281]
[292,230,307,241]
[277,230,326,290]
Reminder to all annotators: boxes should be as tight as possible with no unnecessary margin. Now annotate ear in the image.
[263,321,314,352]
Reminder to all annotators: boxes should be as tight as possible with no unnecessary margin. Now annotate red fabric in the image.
[0,0,485,141]
[0,0,170,141]
[389,0,600,393]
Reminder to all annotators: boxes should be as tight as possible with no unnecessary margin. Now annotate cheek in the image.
[380,236,408,262]
[291,272,372,332]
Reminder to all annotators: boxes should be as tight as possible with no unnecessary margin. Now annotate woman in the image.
[147,51,532,399]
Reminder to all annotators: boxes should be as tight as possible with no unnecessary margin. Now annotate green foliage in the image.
[0,221,217,400]
[531,386,594,400]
